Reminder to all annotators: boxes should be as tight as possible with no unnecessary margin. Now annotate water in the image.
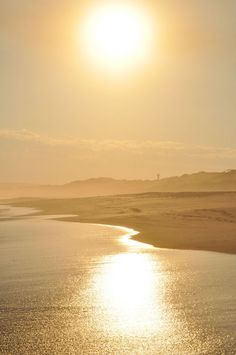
[0,205,236,354]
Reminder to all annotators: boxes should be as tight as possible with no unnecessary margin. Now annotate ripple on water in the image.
[0,206,236,354]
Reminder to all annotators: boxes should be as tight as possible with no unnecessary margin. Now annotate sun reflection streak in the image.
[94,252,167,335]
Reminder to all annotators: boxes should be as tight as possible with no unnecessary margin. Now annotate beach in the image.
[6,191,236,254]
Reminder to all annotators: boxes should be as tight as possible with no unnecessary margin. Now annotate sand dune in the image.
[1,170,236,199]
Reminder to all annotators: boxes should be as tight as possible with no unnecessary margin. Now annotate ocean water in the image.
[0,205,235,354]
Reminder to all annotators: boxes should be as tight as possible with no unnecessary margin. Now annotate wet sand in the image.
[5,191,236,254]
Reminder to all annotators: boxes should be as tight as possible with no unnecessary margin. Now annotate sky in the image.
[1,0,236,183]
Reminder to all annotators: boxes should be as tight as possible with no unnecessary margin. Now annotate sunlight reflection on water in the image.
[94,252,166,335]
[0,206,236,354]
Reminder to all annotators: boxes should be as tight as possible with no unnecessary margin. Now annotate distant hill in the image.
[64,177,155,196]
[148,170,236,192]
[0,178,155,199]
[0,170,236,199]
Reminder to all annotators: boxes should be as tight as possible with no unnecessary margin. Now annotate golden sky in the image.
[1,0,236,183]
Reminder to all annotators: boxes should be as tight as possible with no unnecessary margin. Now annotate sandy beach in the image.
[4,191,236,254]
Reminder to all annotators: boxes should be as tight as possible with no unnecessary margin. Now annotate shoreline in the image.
[0,204,152,250]
[1,203,233,256]
[1,191,236,254]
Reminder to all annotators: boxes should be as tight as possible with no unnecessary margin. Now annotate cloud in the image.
[1,128,236,160]
[0,129,74,146]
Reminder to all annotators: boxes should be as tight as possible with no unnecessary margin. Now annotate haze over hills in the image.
[149,170,236,192]
[0,170,236,199]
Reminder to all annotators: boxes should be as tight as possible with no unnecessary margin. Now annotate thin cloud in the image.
[1,129,236,160]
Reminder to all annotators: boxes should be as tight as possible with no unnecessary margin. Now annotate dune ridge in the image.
[1,170,236,199]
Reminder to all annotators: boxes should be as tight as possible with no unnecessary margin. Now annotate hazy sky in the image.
[1,0,236,183]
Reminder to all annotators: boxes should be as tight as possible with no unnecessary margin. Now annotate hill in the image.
[148,170,236,192]
[0,170,236,199]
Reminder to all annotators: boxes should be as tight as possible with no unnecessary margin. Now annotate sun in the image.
[79,3,154,73]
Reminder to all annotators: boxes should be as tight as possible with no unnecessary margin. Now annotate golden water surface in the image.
[0,206,236,354]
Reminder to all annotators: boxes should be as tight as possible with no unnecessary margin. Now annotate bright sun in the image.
[79,3,153,73]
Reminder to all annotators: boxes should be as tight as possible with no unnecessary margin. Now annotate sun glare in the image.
[79,3,154,73]
[93,253,167,335]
